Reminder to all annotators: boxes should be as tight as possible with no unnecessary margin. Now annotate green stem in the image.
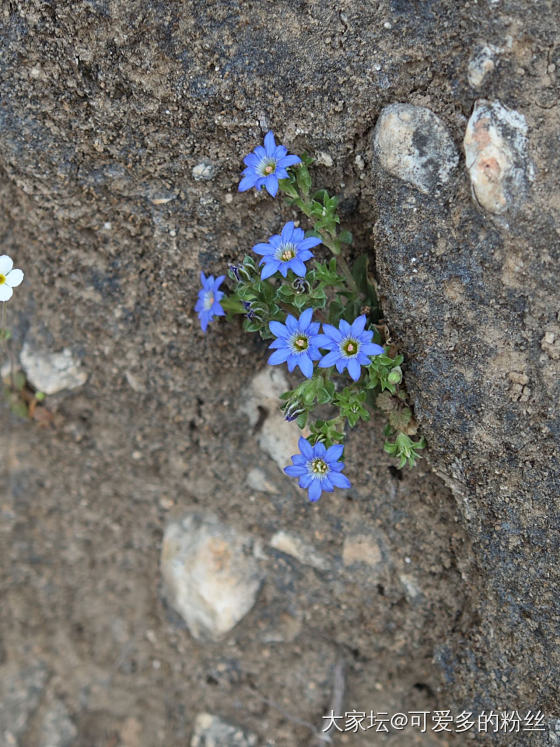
[281,183,360,297]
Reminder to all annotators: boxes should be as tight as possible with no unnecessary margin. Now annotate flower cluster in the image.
[194,131,425,501]
[268,312,384,382]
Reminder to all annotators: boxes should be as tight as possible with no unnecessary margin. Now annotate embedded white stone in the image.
[240,368,305,472]
[270,530,330,571]
[464,99,533,214]
[191,713,257,747]
[161,512,264,641]
[468,45,499,88]
[373,103,458,193]
[20,343,87,394]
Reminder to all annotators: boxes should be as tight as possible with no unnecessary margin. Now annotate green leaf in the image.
[279,178,299,199]
[296,164,312,196]
[296,412,308,429]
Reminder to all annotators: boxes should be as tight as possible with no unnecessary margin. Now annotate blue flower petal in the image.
[268,348,290,365]
[313,334,335,349]
[308,480,322,502]
[329,461,345,472]
[314,441,326,457]
[244,153,259,167]
[290,259,307,277]
[300,473,313,489]
[298,354,314,379]
[278,154,301,168]
[239,174,257,192]
[299,308,313,329]
[339,319,351,335]
[362,343,385,356]
[322,324,342,341]
[269,320,288,338]
[285,465,307,477]
[261,262,279,279]
[292,454,307,465]
[281,221,295,240]
[269,337,289,349]
[253,242,275,256]
[326,444,344,461]
[347,358,361,381]
[335,358,346,374]
[319,350,340,368]
[329,471,351,489]
[299,236,322,250]
[264,131,276,156]
[351,315,367,335]
[285,314,298,333]
[265,174,278,197]
[299,437,313,459]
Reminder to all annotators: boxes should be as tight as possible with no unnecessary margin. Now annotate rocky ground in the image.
[1,0,559,745]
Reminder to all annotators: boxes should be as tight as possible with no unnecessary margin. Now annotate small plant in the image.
[0,254,48,422]
[196,133,425,501]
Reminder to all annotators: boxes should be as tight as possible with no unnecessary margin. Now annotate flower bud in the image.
[388,366,402,385]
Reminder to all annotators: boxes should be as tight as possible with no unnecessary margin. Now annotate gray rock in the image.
[38,700,77,747]
[20,342,87,395]
[190,713,257,747]
[0,662,48,743]
[373,75,560,717]
[161,513,264,641]
[464,99,533,215]
[373,103,459,194]
[192,160,217,181]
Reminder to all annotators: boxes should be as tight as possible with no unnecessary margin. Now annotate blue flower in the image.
[267,308,321,378]
[239,132,301,198]
[195,272,225,332]
[315,315,385,381]
[252,222,321,280]
[285,436,351,502]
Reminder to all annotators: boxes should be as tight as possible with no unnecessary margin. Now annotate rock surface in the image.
[373,57,560,719]
[373,104,458,194]
[161,513,264,641]
[1,0,559,744]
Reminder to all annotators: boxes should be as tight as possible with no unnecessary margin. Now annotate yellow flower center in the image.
[0,274,5,285]
[294,335,308,350]
[311,458,328,475]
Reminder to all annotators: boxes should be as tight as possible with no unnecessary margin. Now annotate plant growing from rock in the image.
[0,255,46,421]
[196,133,424,500]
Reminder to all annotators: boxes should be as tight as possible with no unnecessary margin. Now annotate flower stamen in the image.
[311,458,328,475]
[342,338,359,357]
[0,274,5,285]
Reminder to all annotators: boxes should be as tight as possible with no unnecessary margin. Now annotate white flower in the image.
[0,255,24,302]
